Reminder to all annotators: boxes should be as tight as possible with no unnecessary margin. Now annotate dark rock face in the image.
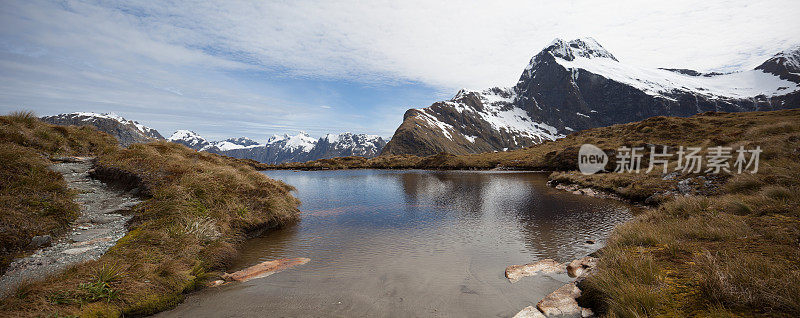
[383,38,800,156]
[41,112,164,147]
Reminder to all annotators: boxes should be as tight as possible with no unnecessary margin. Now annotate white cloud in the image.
[0,0,798,138]
[43,0,794,90]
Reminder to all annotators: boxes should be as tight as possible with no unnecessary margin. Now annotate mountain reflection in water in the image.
[157,170,633,318]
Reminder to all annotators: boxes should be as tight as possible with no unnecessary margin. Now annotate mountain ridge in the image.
[382,37,800,156]
[168,130,387,165]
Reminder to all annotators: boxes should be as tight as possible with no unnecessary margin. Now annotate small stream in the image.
[157,170,633,317]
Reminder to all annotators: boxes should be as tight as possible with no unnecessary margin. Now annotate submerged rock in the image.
[566,256,598,278]
[536,282,582,317]
[513,305,546,318]
[221,257,310,283]
[505,259,565,283]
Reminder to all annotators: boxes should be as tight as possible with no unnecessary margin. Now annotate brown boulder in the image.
[567,256,598,278]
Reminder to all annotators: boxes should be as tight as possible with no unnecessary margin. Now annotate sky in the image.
[1,0,798,141]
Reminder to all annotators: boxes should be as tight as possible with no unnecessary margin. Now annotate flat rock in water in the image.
[505,259,565,283]
[222,258,310,282]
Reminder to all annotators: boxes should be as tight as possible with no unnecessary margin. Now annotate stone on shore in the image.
[221,257,310,282]
[566,256,598,278]
[505,259,564,283]
[30,235,52,247]
[536,282,582,317]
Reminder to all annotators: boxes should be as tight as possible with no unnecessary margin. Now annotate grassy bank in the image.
[572,113,800,316]
[0,113,299,317]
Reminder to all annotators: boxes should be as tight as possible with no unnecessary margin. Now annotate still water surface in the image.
[158,170,633,317]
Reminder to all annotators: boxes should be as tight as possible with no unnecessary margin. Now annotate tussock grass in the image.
[695,250,800,314]
[579,250,668,317]
[0,114,299,317]
[574,110,800,317]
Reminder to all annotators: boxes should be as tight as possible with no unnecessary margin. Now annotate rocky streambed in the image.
[0,157,140,296]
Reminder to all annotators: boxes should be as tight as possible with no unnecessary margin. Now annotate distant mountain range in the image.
[381,38,800,156]
[41,112,387,164]
[167,130,387,164]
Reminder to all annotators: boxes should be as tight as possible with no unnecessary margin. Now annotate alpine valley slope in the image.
[382,37,800,156]
[41,112,164,147]
[167,130,388,165]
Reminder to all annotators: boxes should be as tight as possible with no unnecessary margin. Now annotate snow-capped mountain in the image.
[41,112,164,146]
[382,38,800,156]
[168,131,388,164]
[167,130,210,150]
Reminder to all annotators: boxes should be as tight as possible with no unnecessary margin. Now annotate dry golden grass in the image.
[0,113,299,317]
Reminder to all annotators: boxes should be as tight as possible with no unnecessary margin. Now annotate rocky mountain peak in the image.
[544,37,617,62]
[519,37,618,85]
[756,44,800,83]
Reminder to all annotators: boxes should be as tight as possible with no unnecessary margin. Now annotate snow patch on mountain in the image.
[201,137,261,151]
[418,87,564,144]
[418,109,455,140]
[474,89,563,142]
[544,39,800,100]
